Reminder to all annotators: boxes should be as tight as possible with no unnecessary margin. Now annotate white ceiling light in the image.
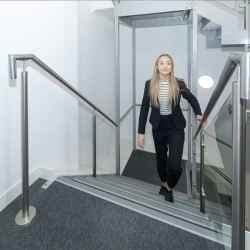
[198,75,214,89]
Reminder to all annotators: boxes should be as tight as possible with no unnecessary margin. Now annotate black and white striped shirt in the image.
[159,79,172,115]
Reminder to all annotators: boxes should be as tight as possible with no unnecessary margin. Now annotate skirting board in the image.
[0,166,55,212]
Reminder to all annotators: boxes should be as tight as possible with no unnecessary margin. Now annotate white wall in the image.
[0,1,78,203]
[77,1,116,172]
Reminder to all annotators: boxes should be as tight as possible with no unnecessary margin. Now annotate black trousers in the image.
[152,115,184,189]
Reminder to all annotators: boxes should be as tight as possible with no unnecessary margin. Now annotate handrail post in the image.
[132,21,136,150]
[92,110,97,177]
[15,61,36,226]
[115,15,120,176]
[200,126,205,213]
[232,80,245,250]
[191,10,198,199]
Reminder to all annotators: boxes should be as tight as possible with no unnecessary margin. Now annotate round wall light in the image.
[198,75,214,89]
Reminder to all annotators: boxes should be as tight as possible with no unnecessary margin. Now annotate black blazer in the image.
[138,79,202,134]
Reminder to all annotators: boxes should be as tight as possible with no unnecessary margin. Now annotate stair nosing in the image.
[75,176,210,221]
[98,175,201,211]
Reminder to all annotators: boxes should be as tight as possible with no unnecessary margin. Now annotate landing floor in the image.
[0,178,225,250]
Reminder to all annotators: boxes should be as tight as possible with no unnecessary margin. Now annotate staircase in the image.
[56,175,231,247]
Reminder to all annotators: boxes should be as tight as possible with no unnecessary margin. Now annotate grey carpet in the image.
[0,178,226,250]
[122,150,188,194]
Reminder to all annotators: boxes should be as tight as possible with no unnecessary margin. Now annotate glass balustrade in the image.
[200,93,233,237]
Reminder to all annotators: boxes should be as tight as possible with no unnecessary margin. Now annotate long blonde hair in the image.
[149,54,180,108]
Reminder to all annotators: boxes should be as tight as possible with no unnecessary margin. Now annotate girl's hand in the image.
[138,134,145,149]
[196,115,208,125]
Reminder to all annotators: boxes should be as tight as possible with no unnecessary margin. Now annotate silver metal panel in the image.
[115,1,192,18]
[119,17,132,27]
[56,176,230,247]
[132,21,136,150]
[115,16,120,175]
[198,30,221,48]
[191,10,198,199]
[222,30,248,46]
[232,80,245,250]
[199,17,212,31]
[8,54,117,126]
[196,1,238,43]
[123,11,185,20]
[182,10,190,23]
[215,29,221,40]
[134,17,188,28]
[206,36,222,49]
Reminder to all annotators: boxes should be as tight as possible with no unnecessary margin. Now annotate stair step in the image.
[117,175,232,215]
[73,176,219,230]
[56,176,230,247]
[96,176,231,220]
[86,176,203,216]
[116,175,192,200]
[99,175,200,211]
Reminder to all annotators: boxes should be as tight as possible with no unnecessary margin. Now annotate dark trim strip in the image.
[207,164,232,185]
[205,132,232,149]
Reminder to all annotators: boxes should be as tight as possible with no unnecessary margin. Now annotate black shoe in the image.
[165,190,174,203]
[159,185,167,196]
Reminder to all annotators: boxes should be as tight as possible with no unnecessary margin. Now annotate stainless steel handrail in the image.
[9,54,118,226]
[194,52,249,139]
[120,104,134,122]
[9,54,118,127]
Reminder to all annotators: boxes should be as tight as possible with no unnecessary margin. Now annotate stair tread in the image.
[98,175,200,210]
[114,175,231,213]
[74,176,211,222]
[94,176,232,220]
